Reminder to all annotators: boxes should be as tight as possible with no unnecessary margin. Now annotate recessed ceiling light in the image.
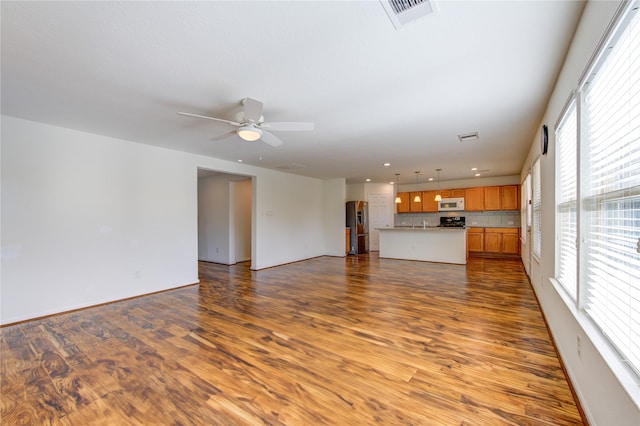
[390,181,395,185]
[475,173,481,177]
[238,159,243,163]
[458,132,479,142]
[383,162,391,167]
[471,167,478,171]
[366,178,371,182]
[428,177,434,181]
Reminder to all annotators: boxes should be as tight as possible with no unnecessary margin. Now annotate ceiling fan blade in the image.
[178,112,241,126]
[242,97,263,122]
[210,130,237,142]
[260,131,284,147]
[261,122,314,132]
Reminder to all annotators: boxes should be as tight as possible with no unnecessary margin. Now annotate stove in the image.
[438,216,465,228]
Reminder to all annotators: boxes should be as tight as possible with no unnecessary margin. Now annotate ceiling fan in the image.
[178,97,314,147]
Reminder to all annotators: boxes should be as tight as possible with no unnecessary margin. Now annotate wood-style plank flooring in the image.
[1,254,583,425]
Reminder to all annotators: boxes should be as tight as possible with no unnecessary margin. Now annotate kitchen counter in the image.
[377,227,467,264]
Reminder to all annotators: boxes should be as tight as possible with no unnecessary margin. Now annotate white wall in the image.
[520,1,640,424]
[198,175,231,263]
[232,178,252,263]
[1,116,197,323]
[322,178,347,257]
[251,170,326,269]
[1,115,345,324]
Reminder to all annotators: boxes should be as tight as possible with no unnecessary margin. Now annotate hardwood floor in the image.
[1,254,584,425]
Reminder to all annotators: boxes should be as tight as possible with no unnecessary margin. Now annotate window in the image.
[555,97,578,300]
[532,157,542,260]
[562,0,640,376]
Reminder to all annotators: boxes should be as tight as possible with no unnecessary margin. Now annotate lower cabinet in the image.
[468,227,520,256]
[467,228,484,253]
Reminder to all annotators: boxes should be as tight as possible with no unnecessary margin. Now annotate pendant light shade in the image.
[413,171,421,203]
[394,173,401,204]
[434,168,442,201]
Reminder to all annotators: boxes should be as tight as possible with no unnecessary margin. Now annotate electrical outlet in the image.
[577,335,582,359]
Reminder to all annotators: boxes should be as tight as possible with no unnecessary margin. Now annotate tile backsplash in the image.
[394,211,520,227]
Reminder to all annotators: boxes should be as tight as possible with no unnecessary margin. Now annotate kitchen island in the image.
[377,227,467,264]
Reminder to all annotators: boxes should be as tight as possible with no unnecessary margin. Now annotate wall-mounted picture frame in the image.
[541,124,549,155]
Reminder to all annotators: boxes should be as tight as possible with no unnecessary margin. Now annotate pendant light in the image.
[413,171,421,203]
[394,173,402,204]
[434,168,442,201]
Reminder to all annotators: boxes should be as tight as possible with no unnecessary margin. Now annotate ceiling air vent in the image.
[276,163,306,171]
[458,132,480,142]
[380,0,439,30]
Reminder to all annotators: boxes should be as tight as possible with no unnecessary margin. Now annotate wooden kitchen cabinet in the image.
[500,185,519,210]
[484,229,502,253]
[484,228,520,255]
[465,187,485,211]
[485,185,519,211]
[484,187,501,211]
[410,192,423,212]
[421,190,439,212]
[396,192,410,213]
[438,188,465,199]
[501,229,520,254]
[466,228,484,253]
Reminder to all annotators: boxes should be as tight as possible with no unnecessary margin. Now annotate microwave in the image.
[438,197,465,212]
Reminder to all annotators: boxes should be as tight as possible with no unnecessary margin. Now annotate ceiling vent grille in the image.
[276,163,306,171]
[380,0,439,30]
[458,132,480,142]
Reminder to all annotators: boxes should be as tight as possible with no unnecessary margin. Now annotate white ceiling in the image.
[1,1,585,185]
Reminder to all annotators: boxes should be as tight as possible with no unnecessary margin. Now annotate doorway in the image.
[197,169,252,265]
[368,192,392,251]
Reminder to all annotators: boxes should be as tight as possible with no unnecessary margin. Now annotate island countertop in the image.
[377,226,467,264]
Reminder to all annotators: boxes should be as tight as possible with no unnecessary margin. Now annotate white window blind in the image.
[556,99,578,300]
[521,174,531,243]
[532,158,542,260]
[580,2,640,375]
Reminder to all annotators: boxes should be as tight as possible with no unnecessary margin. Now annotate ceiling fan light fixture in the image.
[237,126,263,141]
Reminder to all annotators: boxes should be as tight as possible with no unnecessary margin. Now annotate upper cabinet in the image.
[464,187,484,211]
[421,190,439,212]
[484,185,519,211]
[440,188,465,198]
[410,192,423,212]
[395,184,519,213]
[396,192,410,213]
[500,185,519,210]
[484,186,501,210]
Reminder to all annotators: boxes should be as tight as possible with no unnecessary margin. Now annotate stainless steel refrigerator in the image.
[346,201,368,254]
